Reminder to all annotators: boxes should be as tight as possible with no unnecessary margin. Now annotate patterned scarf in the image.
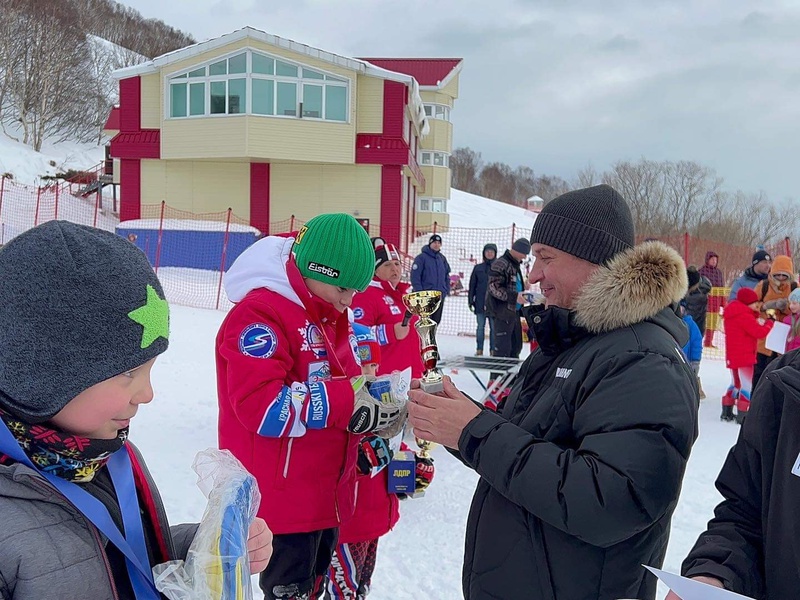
[0,408,127,483]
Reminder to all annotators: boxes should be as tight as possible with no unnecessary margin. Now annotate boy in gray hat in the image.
[0,221,272,600]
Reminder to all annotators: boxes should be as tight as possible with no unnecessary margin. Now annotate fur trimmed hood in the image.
[575,241,688,334]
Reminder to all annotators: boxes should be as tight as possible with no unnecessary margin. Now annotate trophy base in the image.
[420,379,444,393]
[410,490,427,499]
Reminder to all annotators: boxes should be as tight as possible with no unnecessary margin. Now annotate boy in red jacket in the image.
[327,327,433,599]
[722,286,774,424]
[216,214,407,600]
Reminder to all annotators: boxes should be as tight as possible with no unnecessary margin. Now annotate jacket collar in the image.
[528,242,689,353]
[422,245,440,258]
[744,266,769,281]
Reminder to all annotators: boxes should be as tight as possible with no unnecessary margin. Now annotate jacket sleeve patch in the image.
[303,382,330,429]
[239,323,278,359]
[258,383,307,437]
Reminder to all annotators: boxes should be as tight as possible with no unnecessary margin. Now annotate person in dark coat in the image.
[683,266,712,334]
[697,252,726,347]
[667,350,800,599]
[468,243,497,356]
[408,185,698,600]
[485,238,530,362]
[410,234,450,324]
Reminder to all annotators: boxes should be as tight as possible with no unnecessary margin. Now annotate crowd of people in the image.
[1,183,799,599]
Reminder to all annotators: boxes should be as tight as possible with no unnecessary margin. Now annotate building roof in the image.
[356,58,462,89]
[103,106,120,131]
[114,27,411,86]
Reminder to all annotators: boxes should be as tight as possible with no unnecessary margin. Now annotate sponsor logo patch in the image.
[353,307,365,320]
[308,360,331,383]
[239,324,278,359]
[299,321,327,357]
[307,262,340,278]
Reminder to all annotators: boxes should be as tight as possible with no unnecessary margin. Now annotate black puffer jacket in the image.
[468,244,497,313]
[456,242,699,600]
[681,350,800,598]
[684,276,712,332]
[485,250,522,322]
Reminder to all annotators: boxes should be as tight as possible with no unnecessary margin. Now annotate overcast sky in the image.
[122,0,800,201]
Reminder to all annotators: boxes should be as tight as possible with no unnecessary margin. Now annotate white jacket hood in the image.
[223,235,304,308]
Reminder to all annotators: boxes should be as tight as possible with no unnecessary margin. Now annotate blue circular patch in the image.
[353,307,364,320]
[239,324,278,359]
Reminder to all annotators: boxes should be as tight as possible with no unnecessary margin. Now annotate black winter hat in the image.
[752,250,771,265]
[511,238,531,255]
[531,184,635,265]
[429,234,442,245]
[0,221,170,423]
[371,236,401,269]
[687,266,701,289]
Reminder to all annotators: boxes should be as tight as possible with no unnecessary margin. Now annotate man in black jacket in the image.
[408,184,698,600]
[667,349,800,599]
[467,243,497,356]
[485,238,530,362]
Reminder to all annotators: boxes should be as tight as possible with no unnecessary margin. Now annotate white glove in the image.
[348,376,403,434]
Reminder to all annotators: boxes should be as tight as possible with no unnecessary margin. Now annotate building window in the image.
[418,197,447,213]
[420,151,449,168]
[423,103,450,121]
[168,50,349,122]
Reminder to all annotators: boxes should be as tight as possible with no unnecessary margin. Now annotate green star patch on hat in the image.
[128,285,170,349]
[0,222,170,424]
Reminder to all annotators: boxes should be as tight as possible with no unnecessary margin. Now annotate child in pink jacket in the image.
[783,288,800,353]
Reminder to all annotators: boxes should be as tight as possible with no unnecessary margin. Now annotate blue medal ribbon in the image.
[0,420,161,599]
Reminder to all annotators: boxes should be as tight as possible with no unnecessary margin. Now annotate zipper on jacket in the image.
[283,438,294,478]
[27,476,121,600]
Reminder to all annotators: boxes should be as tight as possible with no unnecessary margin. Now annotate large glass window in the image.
[419,151,450,167]
[418,197,447,212]
[168,50,349,122]
[423,103,450,122]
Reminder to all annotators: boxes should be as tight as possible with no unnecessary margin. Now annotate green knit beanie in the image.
[293,214,374,291]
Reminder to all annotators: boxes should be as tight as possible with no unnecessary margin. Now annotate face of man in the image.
[708,256,718,268]
[529,244,600,309]
[430,241,442,252]
[754,260,772,276]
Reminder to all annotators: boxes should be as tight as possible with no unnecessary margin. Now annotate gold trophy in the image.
[402,290,443,476]
[402,290,445,393]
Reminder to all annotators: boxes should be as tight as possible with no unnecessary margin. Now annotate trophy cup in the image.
[402,290,445,393]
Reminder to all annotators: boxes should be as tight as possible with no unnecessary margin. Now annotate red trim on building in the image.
[104,106,120,131]
[250,163,270,234]
[111,130,161,159]
[118,77,141,132]
[119,159,141,222]
[357,58,462,87]
[380,165,402,246]
[382,80,405,138]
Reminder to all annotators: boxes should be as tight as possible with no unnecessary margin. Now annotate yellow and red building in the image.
[106,27,462,251]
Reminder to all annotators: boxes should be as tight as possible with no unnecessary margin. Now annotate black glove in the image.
[356,434,393,475]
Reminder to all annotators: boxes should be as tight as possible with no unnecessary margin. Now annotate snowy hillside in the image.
[448,188,537,232]
[0,128,106,186]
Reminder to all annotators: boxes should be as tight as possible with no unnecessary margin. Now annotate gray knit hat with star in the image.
[531,184,635,265]
[0,221,170,423]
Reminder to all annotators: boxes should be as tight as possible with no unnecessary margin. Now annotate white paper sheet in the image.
[765,321,791,354]
[644,566,755,600]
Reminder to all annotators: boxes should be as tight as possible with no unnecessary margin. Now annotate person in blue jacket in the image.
[681,302,704,400]
[410,234,451,324]
[468,243,497,355]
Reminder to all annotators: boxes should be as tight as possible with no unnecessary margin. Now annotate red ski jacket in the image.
[216,235,362,535]
[723,300,774,370]
[351,279,424,378]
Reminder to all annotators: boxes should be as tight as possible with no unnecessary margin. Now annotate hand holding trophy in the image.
[402,290,444,465]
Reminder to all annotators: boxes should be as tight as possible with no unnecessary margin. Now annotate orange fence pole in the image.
[684,232,690,265]
[0,175,5,220]
[34,187,41,226]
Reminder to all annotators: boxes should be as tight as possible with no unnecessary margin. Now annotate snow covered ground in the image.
[133,304,737,600]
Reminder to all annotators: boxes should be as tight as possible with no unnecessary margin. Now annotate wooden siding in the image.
[270,163,381,224]
[420,166,451,199]
[140,74,161,129]
[140,159,250,218]
[356,75,384,133]
[419,119,453,153]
